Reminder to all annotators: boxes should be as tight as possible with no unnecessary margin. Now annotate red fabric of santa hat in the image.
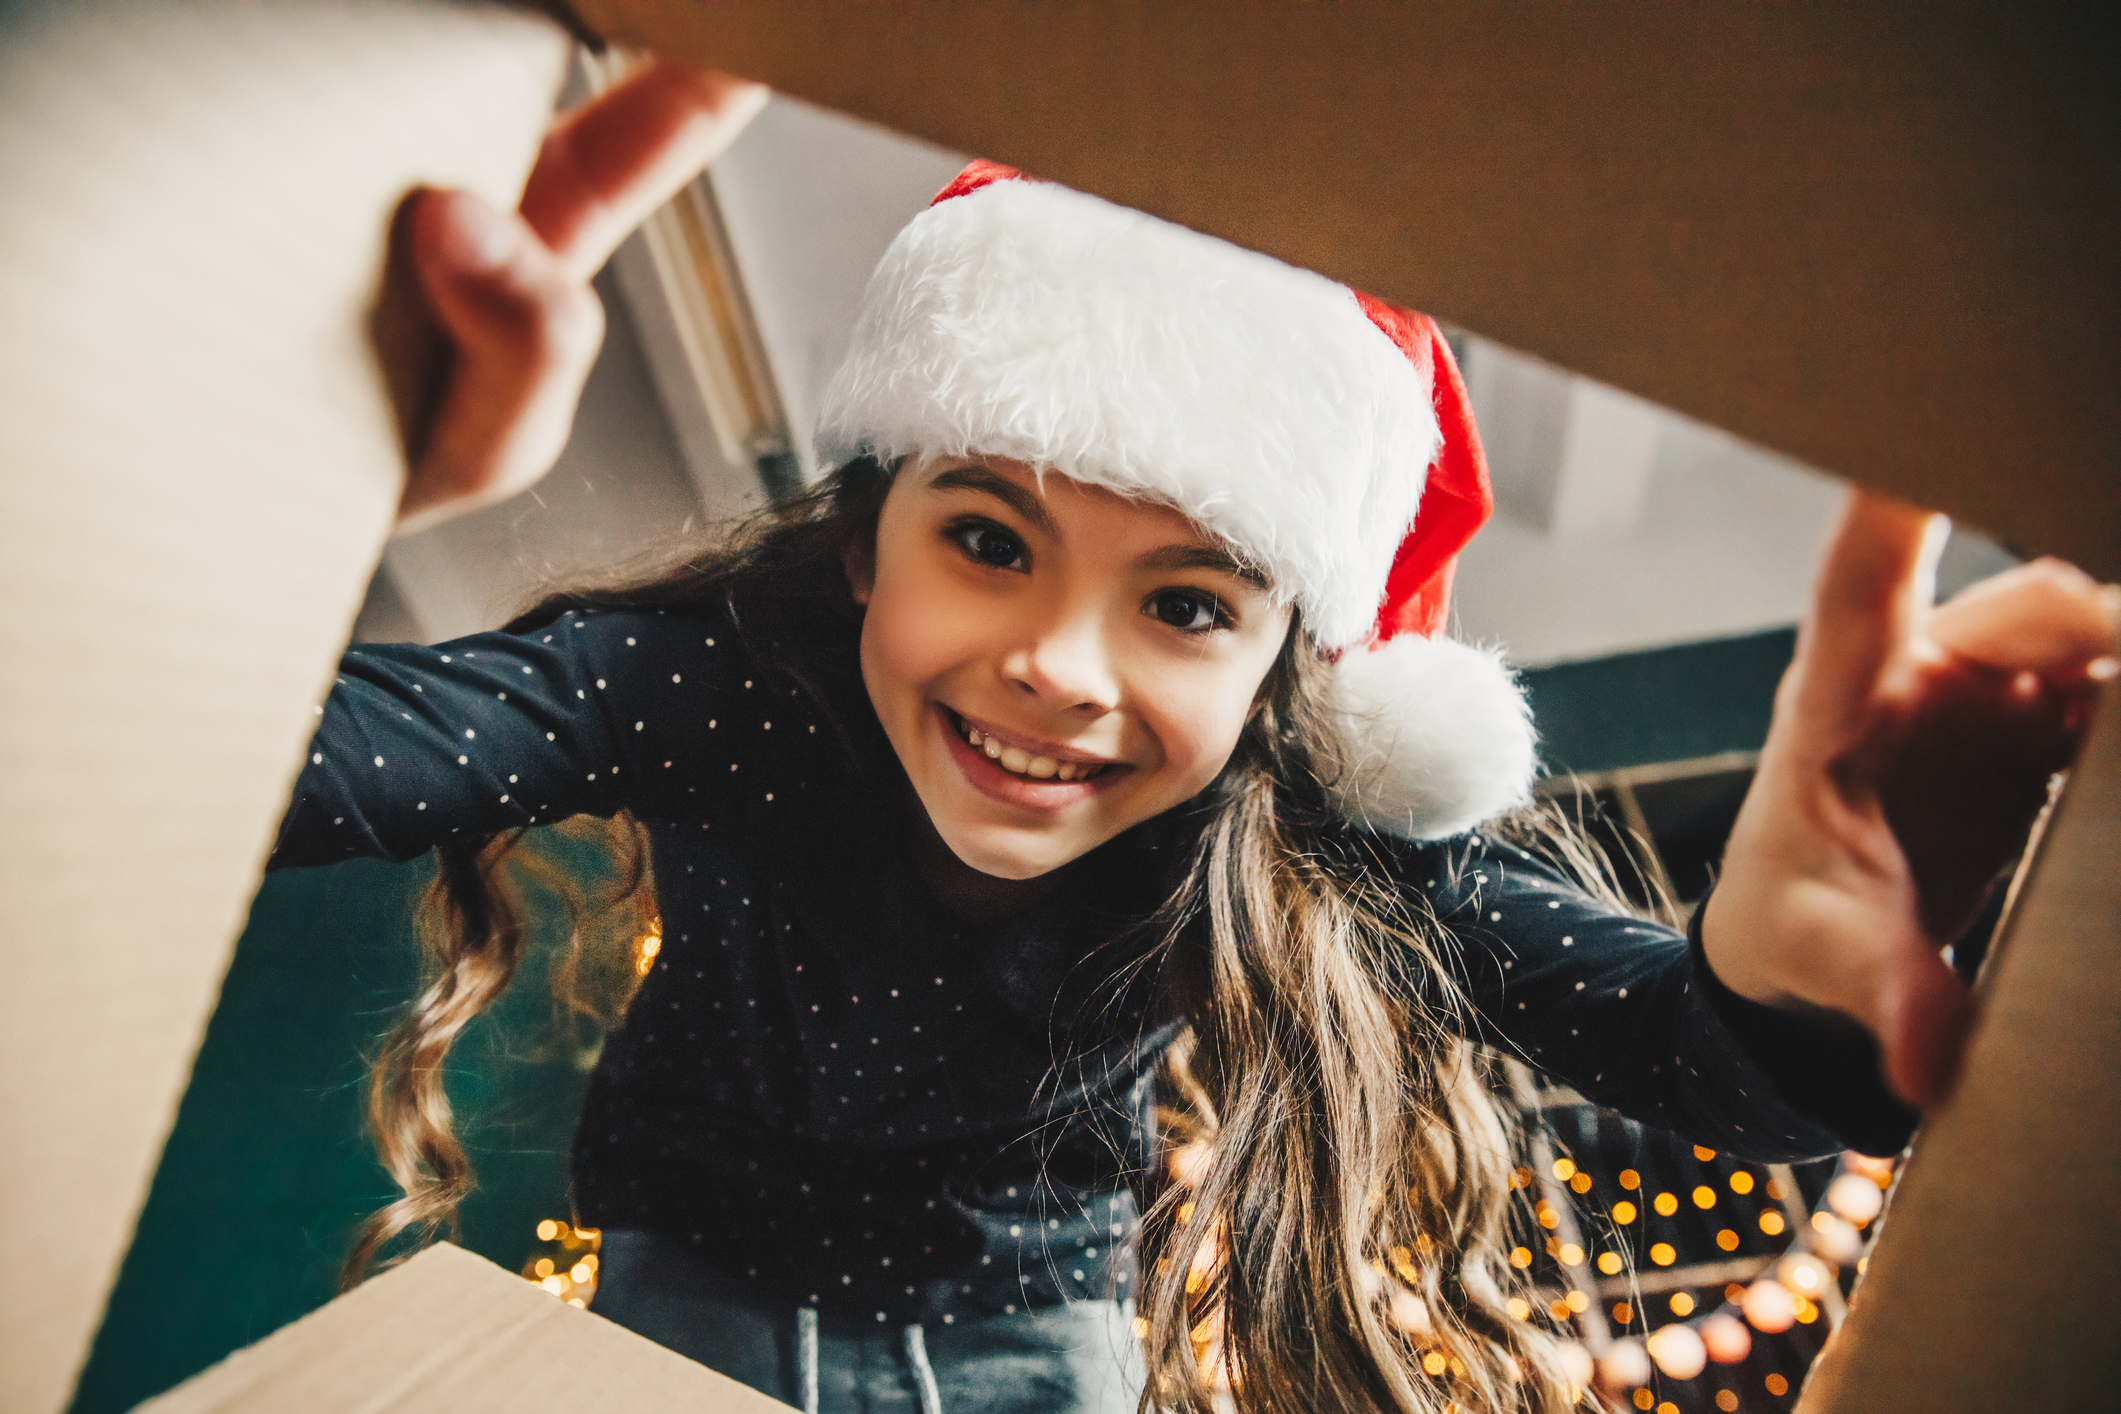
[817,161,1535,839]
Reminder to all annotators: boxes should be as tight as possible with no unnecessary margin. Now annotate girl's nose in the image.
[1002,608,1122,715]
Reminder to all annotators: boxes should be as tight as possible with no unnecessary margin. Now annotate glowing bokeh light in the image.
[1702,1312,1752,1364]
[1647,1323,1707,1380]
[1742,1279,1797,1333]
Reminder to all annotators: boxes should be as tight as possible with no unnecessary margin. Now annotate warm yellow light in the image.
[1177,1201,1196,1224]
[1759,1209,1786,1235]
[1612,1200,1639,1225]
[1560,1243,1584,1266]
[1692,1145,1716,1162]
[1649,1243,1676,1267]
[536,1219,560,1242]
[1553,1158,1578,1181]
[1795,1297,1819,1324]
[1570,1171,1594,1194]
[1826,1172,1885,1224]
[1507,1296,1532,1320]
[1391,1245,1418,1282]
[1716,1229,1739,1251]
[1692,1186,1717,1209]
[1653,1193,1679,1217]
[1702,1312,1751,1365]
[1510,1166,1534,1190]
[1724,1282,1747,1304]
[1538,1204,1561,1230]
[1632,1389,1654,1411]
[1619,1169,1641,1191]
[1612,1301,1633,1324]
[1510,1246,1533,1269]
[1423,1351,1449,1376]
[1716,1394,1740,1413]
[1549,1298,1573,1321]
[1741,1280,1796,1334]
[570,1262,593,1284]
[566,1296,586,1308]
[1764,1178,1786,1201]
[1597,1251,1624,1276]
[540,1275,565,1296]
[1728,1172,1754,1196]
[534,1258,555,1278]
[1670,1292,1695,1317]
[1659,1403,1681,1414]
[1766,1373,1789,1396]
[1565,1291,1589,1313]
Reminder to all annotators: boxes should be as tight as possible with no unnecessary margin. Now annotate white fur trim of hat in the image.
[816,163,1537,839]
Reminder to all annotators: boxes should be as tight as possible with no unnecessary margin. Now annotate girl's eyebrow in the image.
[1137,542,1270,590]
[926,466,1057,537]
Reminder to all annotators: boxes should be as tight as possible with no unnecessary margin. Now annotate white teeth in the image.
[959,716,1102,782]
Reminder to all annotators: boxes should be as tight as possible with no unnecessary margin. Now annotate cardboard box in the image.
[4,3,2112,1410]
[136,1244,790,1413]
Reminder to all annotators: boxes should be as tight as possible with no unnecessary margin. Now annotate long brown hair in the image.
[348,458,1586,1412]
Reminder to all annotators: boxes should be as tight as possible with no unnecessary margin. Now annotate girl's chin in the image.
[930,816,1099,881]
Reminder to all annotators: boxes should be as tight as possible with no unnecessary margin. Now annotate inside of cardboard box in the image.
[7,6,2112,1413]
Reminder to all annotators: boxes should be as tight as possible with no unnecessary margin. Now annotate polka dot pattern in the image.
[272,603,1905,1320]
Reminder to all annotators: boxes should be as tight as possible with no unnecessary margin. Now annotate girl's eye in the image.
[950,520,1026,571]
[1145,589,1227,634]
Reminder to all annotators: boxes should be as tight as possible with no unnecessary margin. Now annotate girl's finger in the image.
[1927,557,2121,676]
[1872,935,1973,1109]
[522,60,770,283]
[397,188,604,530]
[1786,491,1944,751]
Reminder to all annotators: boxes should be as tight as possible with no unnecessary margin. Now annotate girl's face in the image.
[851,456,1292,880]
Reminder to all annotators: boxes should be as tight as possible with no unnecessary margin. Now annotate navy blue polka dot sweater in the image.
[271,599,1913,1324]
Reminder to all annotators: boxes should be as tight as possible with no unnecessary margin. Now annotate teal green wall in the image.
[69,856,597,1414]
[1521,627,1796,775]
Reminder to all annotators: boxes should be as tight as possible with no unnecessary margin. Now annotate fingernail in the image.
[452,193,517,271]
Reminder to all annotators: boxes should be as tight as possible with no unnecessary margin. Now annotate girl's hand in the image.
[1701,490,2120,1108]
[393,60,767,534]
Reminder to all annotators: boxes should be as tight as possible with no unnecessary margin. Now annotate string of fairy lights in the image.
[1510,1100,1895,1412]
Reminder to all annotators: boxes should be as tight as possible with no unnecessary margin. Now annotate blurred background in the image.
[72,77,2019,1414]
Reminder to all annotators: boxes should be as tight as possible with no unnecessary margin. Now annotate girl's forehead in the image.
[914,454,1223,542]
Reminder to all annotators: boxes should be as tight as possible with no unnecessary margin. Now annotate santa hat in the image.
[817,162,1535,840]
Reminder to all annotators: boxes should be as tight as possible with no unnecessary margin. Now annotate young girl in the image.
[273,62,2116,1414]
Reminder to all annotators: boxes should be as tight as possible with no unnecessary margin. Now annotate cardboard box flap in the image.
[1794,672,2121,1410]
[0,4,567,1409]
[574,1,2121,581]
[139,1244,795,1413]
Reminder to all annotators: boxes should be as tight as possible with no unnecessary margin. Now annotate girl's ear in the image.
[842,534,875,606]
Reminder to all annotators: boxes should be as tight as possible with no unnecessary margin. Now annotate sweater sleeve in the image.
[270,603,757,867]
[1391,831,1916,1162]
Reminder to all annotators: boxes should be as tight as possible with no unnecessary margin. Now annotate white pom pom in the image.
[1328,635,1538,840]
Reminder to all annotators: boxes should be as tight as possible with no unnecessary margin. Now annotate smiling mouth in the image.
[949,712,1112,783]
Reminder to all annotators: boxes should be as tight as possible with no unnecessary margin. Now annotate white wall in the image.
[1454,336,2016,667]
[710,96,969,478]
